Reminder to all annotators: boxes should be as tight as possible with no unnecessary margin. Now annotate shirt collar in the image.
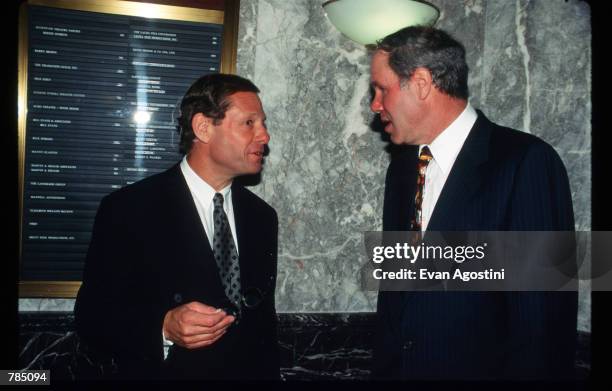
[180,156,232,207]
[420,102,477,176]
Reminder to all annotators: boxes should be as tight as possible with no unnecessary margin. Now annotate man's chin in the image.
[385,125,402,144]
[389,131,417,146]
[244,162,264,174]
[389,133,404,145]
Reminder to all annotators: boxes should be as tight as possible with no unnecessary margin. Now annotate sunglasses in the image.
[222,274,275,325]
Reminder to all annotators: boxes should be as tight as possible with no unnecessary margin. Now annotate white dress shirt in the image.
[419,103,477,231]
[163,156,240,357]
[179,156,239,251]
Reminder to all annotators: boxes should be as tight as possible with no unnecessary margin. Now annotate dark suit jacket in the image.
[373,110,578,380]
[74,164,280,380]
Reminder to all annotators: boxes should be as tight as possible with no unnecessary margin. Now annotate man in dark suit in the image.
[369,26,577,380]
[75,74,279,380]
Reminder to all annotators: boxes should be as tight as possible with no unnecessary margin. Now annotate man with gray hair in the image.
[370,26,577,380]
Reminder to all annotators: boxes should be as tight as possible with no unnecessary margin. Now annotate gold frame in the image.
[18,0,241,298]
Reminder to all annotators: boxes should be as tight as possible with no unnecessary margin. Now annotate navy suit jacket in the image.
[74,164,280,380]
[373,110,578,380]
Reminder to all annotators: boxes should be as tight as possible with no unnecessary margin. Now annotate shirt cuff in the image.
[162,329,173,360]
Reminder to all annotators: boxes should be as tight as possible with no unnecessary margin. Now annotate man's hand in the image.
[162,302,235,349]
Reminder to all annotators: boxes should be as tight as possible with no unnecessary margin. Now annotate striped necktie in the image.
[410,146,433,231]
[212,193,242,309]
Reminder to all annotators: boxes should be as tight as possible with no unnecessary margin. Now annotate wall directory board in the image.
[18,0,240,297]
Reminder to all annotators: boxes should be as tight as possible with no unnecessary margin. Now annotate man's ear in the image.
[411,67,433,100]
[192,113,212,143]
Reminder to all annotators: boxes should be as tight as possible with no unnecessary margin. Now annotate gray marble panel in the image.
[481,0,591,330]
[244,0,591,322]
[530,88,591,231]
[578,280,591,332]
[247,0,384,312]
[524,1,591,234]
[564,149,592,233]
[481,0,528,130]
[236,0,259,79]
[525,0,591,93]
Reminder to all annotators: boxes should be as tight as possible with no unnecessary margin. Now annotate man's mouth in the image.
[380,114,392,132]
[381,119,392,132]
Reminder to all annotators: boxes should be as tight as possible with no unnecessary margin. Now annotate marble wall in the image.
[234,0,591,329]
[20,0,592,331]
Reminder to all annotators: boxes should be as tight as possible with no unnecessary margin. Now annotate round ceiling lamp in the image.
[323,0,440,45]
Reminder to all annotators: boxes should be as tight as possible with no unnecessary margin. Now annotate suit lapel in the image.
[230,183,257,290]
[166,164,215,259]
[427,111,492,231]
[164,164,230,302]
[169,169,263,297]
[384,145,419,231]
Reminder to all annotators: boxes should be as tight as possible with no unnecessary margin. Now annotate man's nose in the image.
[370,96,383,113]
[257,126,270,144]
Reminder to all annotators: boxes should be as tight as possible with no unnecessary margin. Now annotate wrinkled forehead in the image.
[226,91,265,115]
[371,50,394,72]
[372,49,390,61]
[370,51,400,84]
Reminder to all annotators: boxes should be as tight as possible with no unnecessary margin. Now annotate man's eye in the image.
[246,119,254,126]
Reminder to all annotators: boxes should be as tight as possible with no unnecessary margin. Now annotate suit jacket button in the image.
[173,293,182,303]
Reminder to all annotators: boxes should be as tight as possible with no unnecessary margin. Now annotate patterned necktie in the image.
[212,193,241,309]
[410,146,433,231]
